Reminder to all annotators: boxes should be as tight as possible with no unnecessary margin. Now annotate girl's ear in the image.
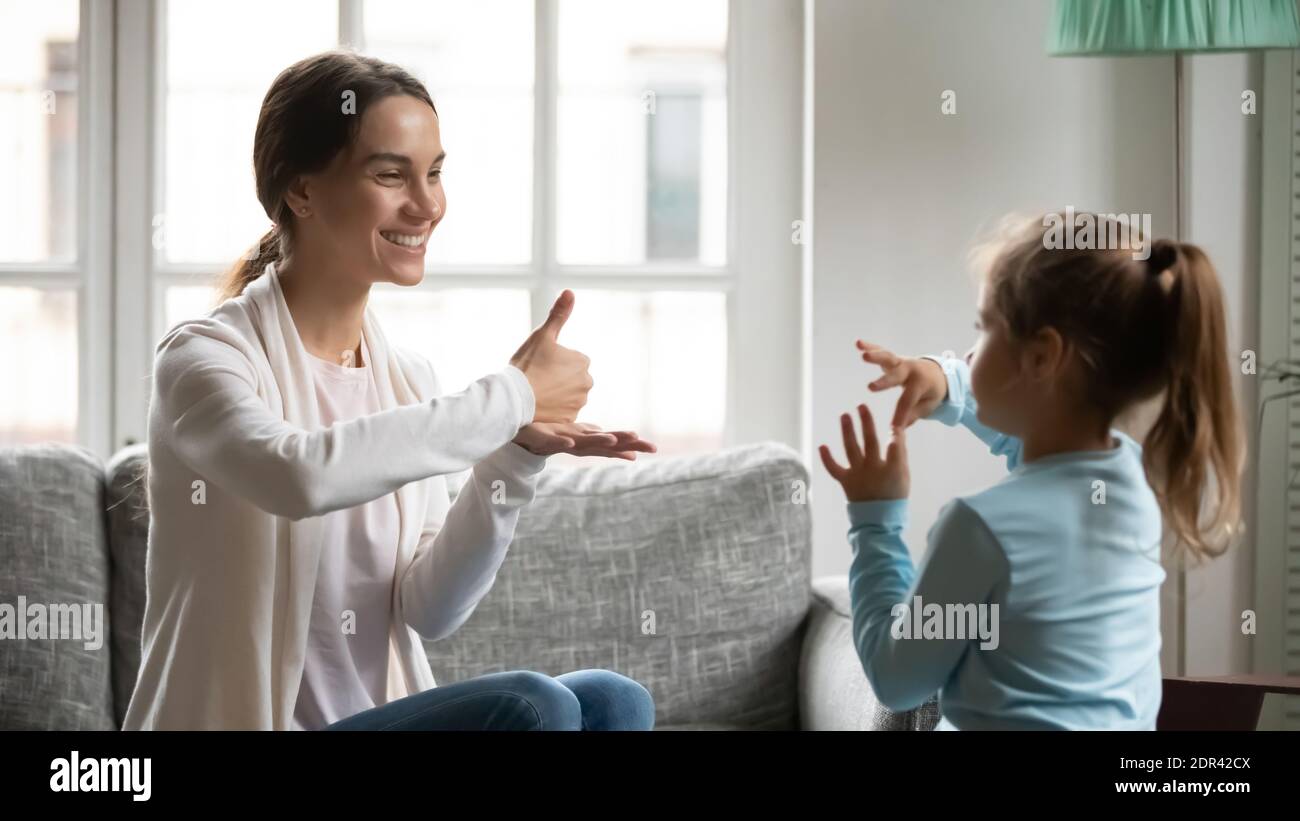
[1025,326,1067,384]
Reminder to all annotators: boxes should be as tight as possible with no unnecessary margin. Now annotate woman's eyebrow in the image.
[363,151,447,166]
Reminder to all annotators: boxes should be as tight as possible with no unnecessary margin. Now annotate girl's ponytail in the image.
[1141,239,1246,562]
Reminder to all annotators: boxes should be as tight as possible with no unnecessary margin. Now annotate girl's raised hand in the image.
[856,340,949,428]
[818,401,910,503]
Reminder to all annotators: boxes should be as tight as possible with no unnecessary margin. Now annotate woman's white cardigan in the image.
[123,263,543,730]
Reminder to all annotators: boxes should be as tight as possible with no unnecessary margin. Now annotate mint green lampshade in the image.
[1048,0,1300,55]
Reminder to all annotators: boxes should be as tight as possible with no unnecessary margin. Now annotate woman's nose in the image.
[408,179,440,221]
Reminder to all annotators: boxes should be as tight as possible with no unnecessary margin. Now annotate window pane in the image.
[163,0,337,264]
[0,288,76,444]
[363,0,534,266]
[0,0,78,263]
[164,284,219,332]
[556,0,727,267]
[367,287,531,394]
[557,289,726,457]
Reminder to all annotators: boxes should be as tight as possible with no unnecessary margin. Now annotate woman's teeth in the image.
[380,231,426,248]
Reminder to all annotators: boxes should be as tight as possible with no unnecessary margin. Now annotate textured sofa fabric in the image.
[423,442,813,730]
[2,441,938,730]
[103,445,151,728]
[0,445,116,730]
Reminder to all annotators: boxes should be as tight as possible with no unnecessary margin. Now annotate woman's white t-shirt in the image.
[292,336,401,730]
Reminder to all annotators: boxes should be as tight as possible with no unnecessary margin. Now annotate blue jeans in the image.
[322,669,655,731]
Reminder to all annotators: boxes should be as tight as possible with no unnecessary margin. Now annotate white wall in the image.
[807,0,1173,572]
[803,0,1266,685]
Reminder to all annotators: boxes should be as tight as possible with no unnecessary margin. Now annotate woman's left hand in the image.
[514,422,657,461]
[818,402,910,502]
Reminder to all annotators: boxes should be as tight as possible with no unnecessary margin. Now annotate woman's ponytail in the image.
[1141,240,1246,562]
[216,224,285,302]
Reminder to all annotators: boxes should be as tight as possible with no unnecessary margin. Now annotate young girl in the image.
[124,51,656,731]
[819,213,1245,730]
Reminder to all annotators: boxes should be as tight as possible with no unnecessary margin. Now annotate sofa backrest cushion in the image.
[103,444,150,728]
[0,444,116,729]
[423,442,813,729]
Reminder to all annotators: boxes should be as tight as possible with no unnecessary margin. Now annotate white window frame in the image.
[111,0,803,456]
[0,0,114,457]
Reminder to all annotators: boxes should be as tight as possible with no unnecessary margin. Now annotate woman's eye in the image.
[429,169,442,180]
[379,171,403,182]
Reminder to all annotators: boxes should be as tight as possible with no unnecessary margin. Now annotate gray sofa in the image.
[0,440,938,731]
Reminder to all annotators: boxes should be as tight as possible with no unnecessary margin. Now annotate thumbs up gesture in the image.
[509,290,593,424]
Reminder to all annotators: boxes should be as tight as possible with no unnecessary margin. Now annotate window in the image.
[0,2,78,446]
[161,0,338,265]
[0,0,111,451]
[32,0,799,461]
[147,0,733,458]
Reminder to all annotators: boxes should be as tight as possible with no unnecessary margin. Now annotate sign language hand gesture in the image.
[508,290,658,460]
[818,400,910,503]
[514,422,657,461]
[856,340,949,428]
[509,290,593,423]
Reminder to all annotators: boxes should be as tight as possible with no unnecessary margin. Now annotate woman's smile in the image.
[378,229,429,252]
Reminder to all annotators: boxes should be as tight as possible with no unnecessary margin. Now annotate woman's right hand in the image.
[856,340,949,428]
[510,290,593,424]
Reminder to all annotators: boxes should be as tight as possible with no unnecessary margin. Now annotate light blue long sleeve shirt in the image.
[846,355,1166,730]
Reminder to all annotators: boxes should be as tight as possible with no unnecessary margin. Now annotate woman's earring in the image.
[297,208,309,217]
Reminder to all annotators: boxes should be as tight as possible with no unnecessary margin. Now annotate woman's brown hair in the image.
[976,212,1246,563]
[216,50,436,301]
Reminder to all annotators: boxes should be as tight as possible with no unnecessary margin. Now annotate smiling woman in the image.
[215,53,443,303]
[124,50,656,731]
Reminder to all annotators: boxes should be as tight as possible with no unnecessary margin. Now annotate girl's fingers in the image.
[840,413,864,466]
[857,403,880,457]
[868,369,907,391]
[886,421,908,465]
[860,347,902,370]
[818,444,848,480]
[892,386,918,428]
